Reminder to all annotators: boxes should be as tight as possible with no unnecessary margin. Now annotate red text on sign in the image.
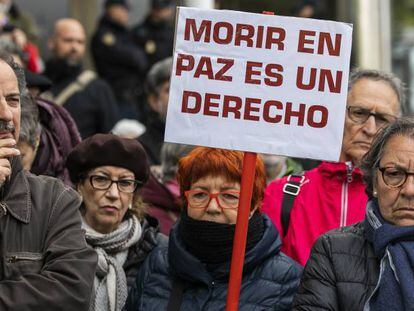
[297,30,342,56]
[184,18,285,50]
[245,61,283,86]
[176,53,234,81]
[181,90,328,128]
[296,67,343,93]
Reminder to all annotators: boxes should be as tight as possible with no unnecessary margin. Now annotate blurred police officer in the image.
[132,0,175,73]
[44,18,119,139]
[91,0,147,121]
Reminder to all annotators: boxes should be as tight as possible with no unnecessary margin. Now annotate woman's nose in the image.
[206,195,221,212]
[401,175,414,196]
[105,182,120,198]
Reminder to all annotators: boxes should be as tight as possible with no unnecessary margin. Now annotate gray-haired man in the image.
[0,50,97,310]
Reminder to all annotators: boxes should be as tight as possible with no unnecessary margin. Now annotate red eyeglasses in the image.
[184,189,240,209]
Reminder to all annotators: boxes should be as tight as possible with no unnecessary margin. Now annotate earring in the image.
[128,204,132,210]
[373,190,377,197]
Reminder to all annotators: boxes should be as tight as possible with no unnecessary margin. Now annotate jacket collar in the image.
[168,215,281,285]
[318,161,363,180]
[2,156,31,223]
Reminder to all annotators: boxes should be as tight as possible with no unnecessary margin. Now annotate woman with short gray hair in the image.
[293,117,414,310]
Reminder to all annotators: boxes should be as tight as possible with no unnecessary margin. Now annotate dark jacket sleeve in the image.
[292,234,339,311]
[0,188,97,310]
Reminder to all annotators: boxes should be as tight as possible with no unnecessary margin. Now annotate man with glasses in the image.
[262,69,403,265]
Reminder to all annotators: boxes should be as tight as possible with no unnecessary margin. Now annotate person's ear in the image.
[147,93,159,113]
[76,182,84,197]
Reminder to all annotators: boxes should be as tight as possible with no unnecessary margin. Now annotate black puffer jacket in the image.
[125,215,302,310]
[292,222,380,310]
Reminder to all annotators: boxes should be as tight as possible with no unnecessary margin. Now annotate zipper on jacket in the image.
[363,251,388,311]
[346,161,354,183]
[6,253,43,263]
[0,202,7,217]
[340,162,354,227]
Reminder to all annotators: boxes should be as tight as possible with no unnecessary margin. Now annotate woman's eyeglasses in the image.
[378,167,414,188]
[184,189,240,209]
[89,175,142,193]
[347,106,397,128]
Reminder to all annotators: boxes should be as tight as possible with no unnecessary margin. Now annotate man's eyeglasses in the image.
[347,106,397,128]
[378,167,414,188]
[184,189,240,210]
[89,175,142,193]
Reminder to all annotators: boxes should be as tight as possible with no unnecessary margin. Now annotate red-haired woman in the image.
[125,147,302,311]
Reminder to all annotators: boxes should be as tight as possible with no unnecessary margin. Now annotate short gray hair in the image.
[348,68,405,114]
[361,117,414,198]
[161,142,194,182]
[0,50,26,96]
[145,57,173,96]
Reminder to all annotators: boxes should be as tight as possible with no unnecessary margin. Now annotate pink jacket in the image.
[262,161,368,266]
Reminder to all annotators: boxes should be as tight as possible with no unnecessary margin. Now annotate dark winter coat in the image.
[0,157,97,310]
[132,16,174,72]
[125,215,302,310]
[44,63,120,139]
[91,16,147,109]
[292,222,380,311]
[30,97,81,186]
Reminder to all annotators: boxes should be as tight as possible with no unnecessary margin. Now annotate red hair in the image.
[177,147,266,211]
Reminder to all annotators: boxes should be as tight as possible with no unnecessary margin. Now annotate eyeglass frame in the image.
[346,106,397,127]
[378,167,414,188]
[88,175,142,193]
[184,189,241,210]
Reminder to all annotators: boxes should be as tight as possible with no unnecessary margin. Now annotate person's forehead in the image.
[348,78,399,113]
[381,135,414,163]
[57,23,86,40]
[0,60,19,91]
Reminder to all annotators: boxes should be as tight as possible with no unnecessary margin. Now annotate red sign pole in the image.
[225,151,257,311]
[225,12,273,311]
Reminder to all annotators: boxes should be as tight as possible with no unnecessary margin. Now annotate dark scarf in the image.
[179,211,264,264]
[364,199,414,310]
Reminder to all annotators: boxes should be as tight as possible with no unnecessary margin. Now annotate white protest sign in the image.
[165,7,353,161]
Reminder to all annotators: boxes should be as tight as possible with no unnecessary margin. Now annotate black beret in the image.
[152,0,174,9]
[66,133,149,184]
[105,0,129,9]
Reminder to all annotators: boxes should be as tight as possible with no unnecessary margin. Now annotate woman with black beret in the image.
[66,133,167,311]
